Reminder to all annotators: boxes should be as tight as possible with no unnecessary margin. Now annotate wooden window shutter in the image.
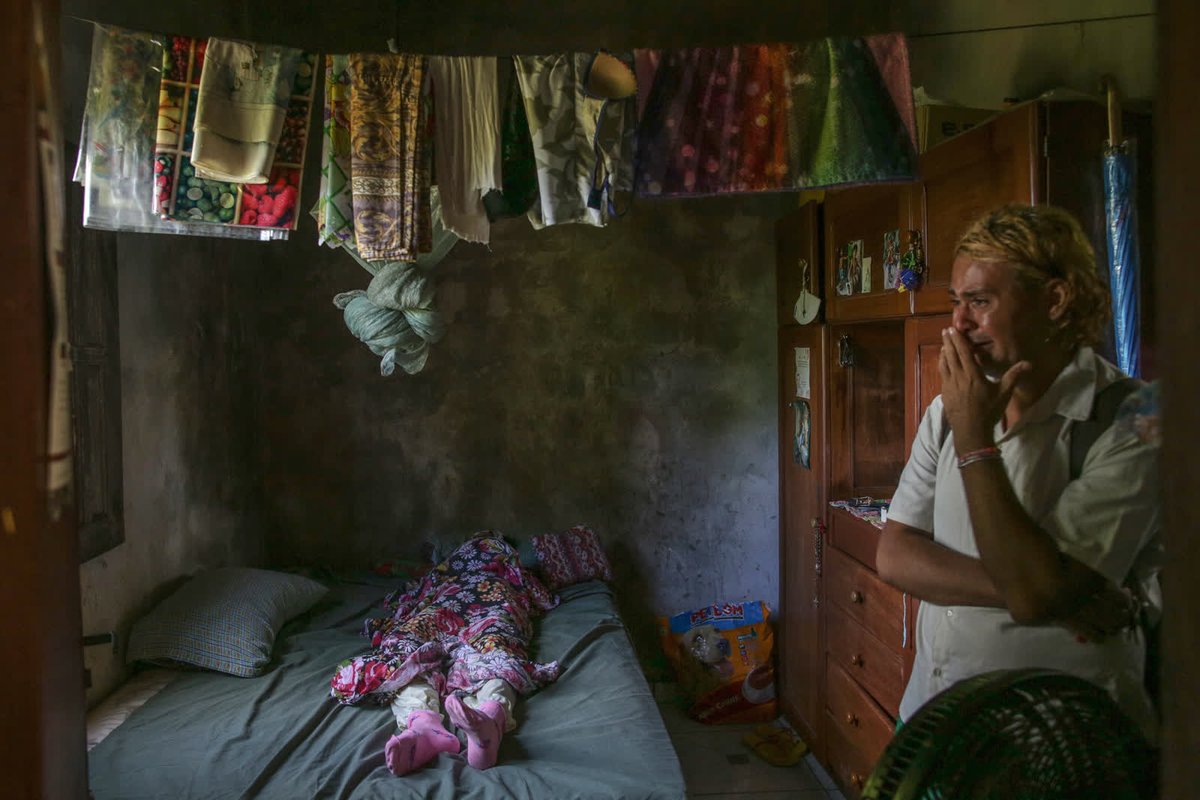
[66,182,124,562]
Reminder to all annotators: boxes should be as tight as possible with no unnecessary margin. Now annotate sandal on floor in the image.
[742,723,809,767]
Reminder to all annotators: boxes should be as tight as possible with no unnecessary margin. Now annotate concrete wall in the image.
[77,235,267,703]
[253,194,790,665]
[908,1,1154,107]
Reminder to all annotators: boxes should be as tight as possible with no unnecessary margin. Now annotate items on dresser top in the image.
[829,498,891,529]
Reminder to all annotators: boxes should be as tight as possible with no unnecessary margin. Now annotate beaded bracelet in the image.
[957,446,1002,469]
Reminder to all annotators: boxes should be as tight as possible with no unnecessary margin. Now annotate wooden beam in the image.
[60,0,897,55]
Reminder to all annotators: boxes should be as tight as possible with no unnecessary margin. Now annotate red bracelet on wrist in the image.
[957,446,1002,469]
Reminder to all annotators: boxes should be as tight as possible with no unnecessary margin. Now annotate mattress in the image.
[87,576,686,800]
[86,668,177,751]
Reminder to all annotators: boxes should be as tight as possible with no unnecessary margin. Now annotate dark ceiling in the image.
[61,0,901,54]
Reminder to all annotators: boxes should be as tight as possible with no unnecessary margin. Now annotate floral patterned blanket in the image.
[330,534,560,705]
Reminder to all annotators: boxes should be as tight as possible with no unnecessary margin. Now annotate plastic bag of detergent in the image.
[658,600,777,724]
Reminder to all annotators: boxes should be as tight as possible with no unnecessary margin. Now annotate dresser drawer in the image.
[826,546,906,650]
[823,706,877,799]
[825,605,905,716]
[829,506,881,571]
[825,659,894,770]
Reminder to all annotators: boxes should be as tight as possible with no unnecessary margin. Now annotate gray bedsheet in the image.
[88,578,686,800]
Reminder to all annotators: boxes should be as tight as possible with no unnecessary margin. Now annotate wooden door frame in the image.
[0,0,89,797]
[0,2,1194,798]
[1157,1,1199,795]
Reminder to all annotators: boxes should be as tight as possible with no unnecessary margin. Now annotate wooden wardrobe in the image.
[775,100,1153,798]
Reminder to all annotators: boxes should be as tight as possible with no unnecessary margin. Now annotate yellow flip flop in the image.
[742,723,809,767]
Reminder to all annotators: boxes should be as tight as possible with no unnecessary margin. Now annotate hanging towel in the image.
[348,53,432,262]
[633,49,660,121]
[153,35,317,235]
[191,39,304,184]
[315,54,355,248]
[863,34,918,154]
[784,35,917,189]
[634,44,791,197]
[343,188,458,276]
[427,56,500,244]
[513,52,636,229]
[73,25,171,233]
[482,57,539,222]
[75,25,305,239]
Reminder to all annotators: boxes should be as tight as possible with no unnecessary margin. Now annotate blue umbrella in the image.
[1102,78,1141,377]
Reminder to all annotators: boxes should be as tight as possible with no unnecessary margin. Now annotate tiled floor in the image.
[656,696,846,799]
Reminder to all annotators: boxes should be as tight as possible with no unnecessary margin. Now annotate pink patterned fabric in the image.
[634,44,791,197]
[329,534,560,706]
[531,526,613,589]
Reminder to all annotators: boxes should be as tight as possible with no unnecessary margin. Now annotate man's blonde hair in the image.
[955,204,1112,349]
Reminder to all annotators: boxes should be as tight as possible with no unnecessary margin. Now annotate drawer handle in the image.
[850,653,864,668]
[850,589,864,604]
[845,712,859,727]
[851,772,865,789]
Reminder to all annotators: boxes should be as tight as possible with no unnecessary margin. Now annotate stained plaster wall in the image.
[252,194,792,667]
[75,240,266,703]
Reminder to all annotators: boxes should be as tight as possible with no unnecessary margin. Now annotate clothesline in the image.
[72,22,920,376]
[75,29,920,237]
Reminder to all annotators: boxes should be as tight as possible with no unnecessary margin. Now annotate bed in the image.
[86,572,687,800]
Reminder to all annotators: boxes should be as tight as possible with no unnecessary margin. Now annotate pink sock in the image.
[384,709,460,776]
[445,694,507,770]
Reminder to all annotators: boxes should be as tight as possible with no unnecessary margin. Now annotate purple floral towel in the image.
[330,534,560,705]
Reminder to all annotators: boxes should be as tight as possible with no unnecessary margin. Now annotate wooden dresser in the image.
[776,100,1152,797]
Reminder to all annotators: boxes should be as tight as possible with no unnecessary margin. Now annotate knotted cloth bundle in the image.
[331,188,457,377]
[333,264,447,377]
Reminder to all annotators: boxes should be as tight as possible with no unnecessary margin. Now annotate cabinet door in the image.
[823,183,918,322]
[903,314,952,457]
[828,321,907,500]
[900,315,951,680]
[1043,101,1111,261]
[778,324,827,751]
[914,104,1040,315]
[776,202,823,327]
[66,183,125,562]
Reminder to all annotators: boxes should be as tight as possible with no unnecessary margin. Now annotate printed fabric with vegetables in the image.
[152,34,317,232]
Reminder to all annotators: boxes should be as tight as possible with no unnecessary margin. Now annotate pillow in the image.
[531,525,613,590]
[126,567,328,677]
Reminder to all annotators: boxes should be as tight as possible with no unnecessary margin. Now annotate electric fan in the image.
[862,669,1156,800]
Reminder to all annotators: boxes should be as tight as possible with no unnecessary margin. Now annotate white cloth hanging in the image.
[427,56,501,244]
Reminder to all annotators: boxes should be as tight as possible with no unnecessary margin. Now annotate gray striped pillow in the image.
[126,567,327,677]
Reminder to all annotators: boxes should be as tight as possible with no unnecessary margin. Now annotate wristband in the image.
[957,446,1002,469]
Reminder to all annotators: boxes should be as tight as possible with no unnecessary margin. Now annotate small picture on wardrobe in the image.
[847,239,864,293]
[836,247,853,296]
[793,399,811,469]
[883,229,901,290]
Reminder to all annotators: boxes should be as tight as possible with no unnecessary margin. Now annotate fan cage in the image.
[862,669,1155,800]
